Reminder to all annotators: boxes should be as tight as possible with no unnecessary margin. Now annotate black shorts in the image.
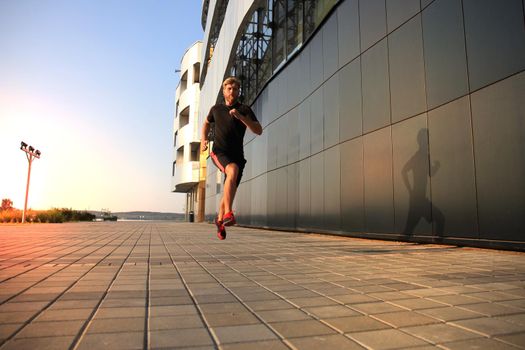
[210,151,246,187]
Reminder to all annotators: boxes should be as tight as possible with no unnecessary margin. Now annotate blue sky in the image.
[0,0,203,213]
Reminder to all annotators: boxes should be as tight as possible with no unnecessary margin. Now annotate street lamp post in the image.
[20,141,41,223]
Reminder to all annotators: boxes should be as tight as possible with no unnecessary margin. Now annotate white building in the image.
[172,41,204,221]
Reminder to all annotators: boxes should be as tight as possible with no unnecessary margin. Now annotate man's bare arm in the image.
[201,119,211,152]
[229,109,263,135]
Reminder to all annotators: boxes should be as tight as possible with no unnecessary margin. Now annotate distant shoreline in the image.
[89,211,186,221]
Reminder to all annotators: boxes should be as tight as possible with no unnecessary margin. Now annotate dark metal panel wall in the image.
[286,163,299,229]
[363,128,395,233]
[340,138,365,232]
[267,122,277,170]
[361,39,390,133]
[310,152,325,230]
[266,168,277,226]
[422,0,468,109]
[298,45,312,103]
[428,96,478,238]
[275,115,288,168]
[298,100,311,160]
[421,0,434,9]
[471,73,525,241]
[462,0,525,91]
[391,114,433,235]
[388,15,426,123]
[219,0,525,248]
[309,33,324,91]
[359,0,387,51]
[339,59,362,142]
[324,75,340,149]
[322,14,339,80]
[324,146,342,231]
[298,158,311,228]
[337,0,360,67]
[309,88,324,154]
[386,0,420,32]
[275,166,288,227]
[287,107,300,164]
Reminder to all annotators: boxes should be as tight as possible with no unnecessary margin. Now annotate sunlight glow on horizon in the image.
[1,88,132,211]
[0,0,203,213]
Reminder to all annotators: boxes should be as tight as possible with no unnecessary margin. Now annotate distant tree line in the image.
[0,198,95,223]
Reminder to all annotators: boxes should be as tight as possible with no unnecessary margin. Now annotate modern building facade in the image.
[172,41,206,221]
[199,0,525,249]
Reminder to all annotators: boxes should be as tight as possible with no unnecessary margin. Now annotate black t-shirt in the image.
[206,101,258,159]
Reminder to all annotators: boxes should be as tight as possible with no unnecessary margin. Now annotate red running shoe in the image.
[215,218,226,240]
[222,211,236,226]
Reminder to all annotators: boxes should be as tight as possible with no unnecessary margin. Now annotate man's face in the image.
[223,83,239,102]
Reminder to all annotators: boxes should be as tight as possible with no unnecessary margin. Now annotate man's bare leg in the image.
[215,197,227,240]
[218,197,225,222]
[223,163,239,214]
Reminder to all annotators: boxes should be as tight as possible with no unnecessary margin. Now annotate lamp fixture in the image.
[19,141,42,223]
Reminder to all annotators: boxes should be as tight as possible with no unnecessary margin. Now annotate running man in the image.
[200,77,262,240]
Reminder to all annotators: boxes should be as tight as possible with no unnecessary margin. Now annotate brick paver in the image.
[0,222,524,349]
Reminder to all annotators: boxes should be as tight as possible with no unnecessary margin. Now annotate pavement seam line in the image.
[67,225,147,350]
[208,234,442,348]
[0,226,141,349]
[157,228,221,350]
[168,234,297,350]
[0,229,125,284]
[144,225,152,350]
[0,229,130,306]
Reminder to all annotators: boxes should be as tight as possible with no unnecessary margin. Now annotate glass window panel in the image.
[257,3,273,91]
[315,0,338,26]
[286,0,303,56]
[303,0,338,40]
[272,0,286,70]
[303,0,316,38]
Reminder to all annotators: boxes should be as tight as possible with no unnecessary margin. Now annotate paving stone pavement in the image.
[0,222,524,350]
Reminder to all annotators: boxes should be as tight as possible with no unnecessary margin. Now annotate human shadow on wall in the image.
[401,128,445,239]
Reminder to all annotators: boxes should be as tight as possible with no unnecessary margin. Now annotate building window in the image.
[304,0,338,36]
[272,0,286,70]
[202,0,230,83]
[190,142,200,161]
[193,63,200,83]
[180,70,188,94]
[177,146,184,164]
[172,161,176,176]
[230,1,273,103]
[287,0,304,56]
[179,106,189,128]
[303,0,316,37]
[228,0,339,105]
[174,131,178,147]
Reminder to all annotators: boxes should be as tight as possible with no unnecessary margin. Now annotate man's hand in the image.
[229,108,262,135]
[229,108,243,120]
[201,140,208,152]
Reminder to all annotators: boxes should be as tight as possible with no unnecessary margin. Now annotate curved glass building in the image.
[197,0,525,249]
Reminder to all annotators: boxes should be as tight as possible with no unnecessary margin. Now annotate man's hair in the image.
[222,76,241,89]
